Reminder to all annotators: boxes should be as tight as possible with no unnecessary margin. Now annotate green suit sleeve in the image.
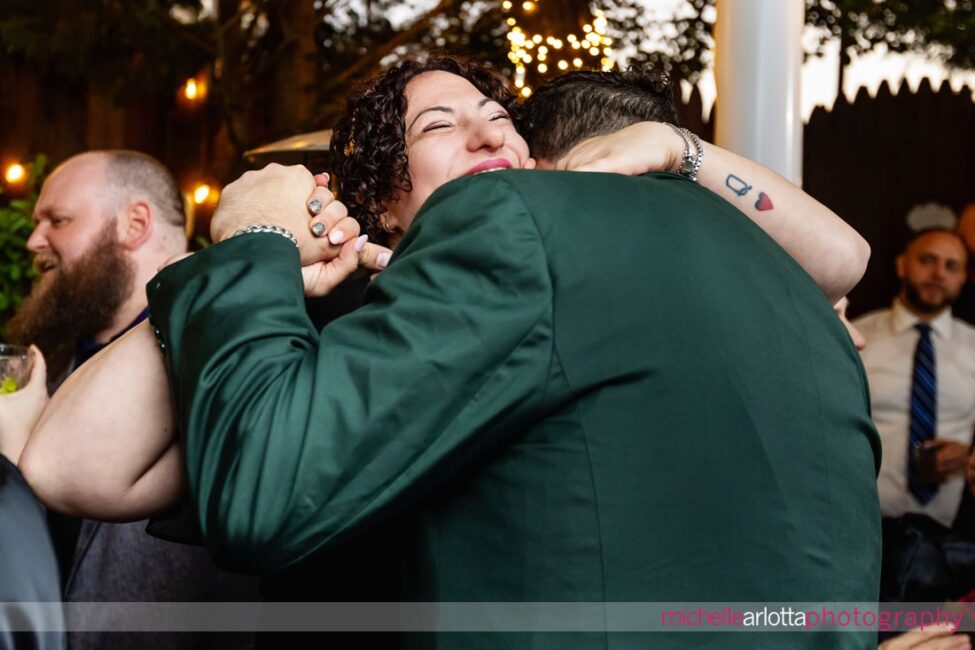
[147,175,554,575]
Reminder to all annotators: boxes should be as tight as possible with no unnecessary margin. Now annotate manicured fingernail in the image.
[377,252,390,268]
[310,222,326,238]
[308,199,323,215]
[354,234,368,253]
[328,229,345,245]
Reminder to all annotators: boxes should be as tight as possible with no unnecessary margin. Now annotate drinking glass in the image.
[0,344,31,394]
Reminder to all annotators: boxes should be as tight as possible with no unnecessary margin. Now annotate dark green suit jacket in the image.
[148,171,880,648]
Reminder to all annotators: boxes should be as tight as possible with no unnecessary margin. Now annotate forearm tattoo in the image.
[726,174,774,212]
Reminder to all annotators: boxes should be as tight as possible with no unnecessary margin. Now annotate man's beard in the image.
[903,279,959,316]
[5,221,135,380]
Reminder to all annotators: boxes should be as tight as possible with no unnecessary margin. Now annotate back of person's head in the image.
[100,150,186,231]
[519,66,678,162]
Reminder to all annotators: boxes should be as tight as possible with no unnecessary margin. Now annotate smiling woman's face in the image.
[383,71,533,232]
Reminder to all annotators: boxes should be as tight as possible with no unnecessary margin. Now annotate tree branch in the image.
[319,0,455,95]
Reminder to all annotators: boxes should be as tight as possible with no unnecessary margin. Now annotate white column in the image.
[714,0,804,184]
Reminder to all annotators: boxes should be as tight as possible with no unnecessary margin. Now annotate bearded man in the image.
[7,151,184,384]
[3,150,258,650]
[855,228,975,603]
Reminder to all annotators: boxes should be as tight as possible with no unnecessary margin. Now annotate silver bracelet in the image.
[231,224,299,248]
[667,124,704,182]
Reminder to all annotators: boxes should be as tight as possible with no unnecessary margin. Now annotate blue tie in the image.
[908,323,938,504]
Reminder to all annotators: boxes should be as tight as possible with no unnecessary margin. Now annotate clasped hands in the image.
[205,164,392,297]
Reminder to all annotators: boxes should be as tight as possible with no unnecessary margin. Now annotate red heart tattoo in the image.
[755,192,774,211]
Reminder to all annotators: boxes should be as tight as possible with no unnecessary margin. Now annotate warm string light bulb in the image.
[193,183,211,205]
[182,77,207,104]
[4,163,25,184]
[502,2,616,94]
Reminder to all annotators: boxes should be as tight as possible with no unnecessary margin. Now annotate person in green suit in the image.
[23,59,879,647]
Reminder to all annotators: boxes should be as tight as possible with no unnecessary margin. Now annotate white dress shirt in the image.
[855,300,975,527]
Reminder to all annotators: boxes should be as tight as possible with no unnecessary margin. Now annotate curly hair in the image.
[330,55,515,242]
[519,66,677,162]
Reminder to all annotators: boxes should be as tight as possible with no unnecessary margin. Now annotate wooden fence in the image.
[676,78,975,318]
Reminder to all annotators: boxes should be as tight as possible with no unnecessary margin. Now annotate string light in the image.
[503,2,615,96]
[4,163,25,184]
[181,76,208,105]
[193,183,211,205]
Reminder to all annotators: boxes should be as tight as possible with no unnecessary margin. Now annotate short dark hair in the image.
[330,55,514,242]
[518,66,678,162]
[102,150,185,228]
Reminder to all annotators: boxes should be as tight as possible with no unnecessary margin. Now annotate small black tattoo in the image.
[725,174,752,197]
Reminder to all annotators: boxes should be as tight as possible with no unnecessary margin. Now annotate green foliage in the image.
[0,155,46,336]
[806,0,975,69]
[600,0,975,82]
[0,0,212,103]
[2,0,972,169]
[604,0,716,82]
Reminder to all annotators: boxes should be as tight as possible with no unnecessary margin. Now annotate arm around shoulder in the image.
[696,139,870,303]
[556,121,870,302]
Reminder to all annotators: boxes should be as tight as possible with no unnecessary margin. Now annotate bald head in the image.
[71,150,186,229]
[36,151,188,260]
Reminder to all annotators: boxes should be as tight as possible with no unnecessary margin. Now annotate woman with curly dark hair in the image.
[330,56,521,243]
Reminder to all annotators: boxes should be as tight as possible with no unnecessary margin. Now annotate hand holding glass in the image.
[0,344,32,394]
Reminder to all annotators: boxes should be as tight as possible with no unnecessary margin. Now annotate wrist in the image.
[661,123,685,173]
[230,224,299,248]
[665,124,704,182]
[0,427,30,466]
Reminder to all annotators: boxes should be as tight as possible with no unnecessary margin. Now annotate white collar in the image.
[890,299,953,340]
